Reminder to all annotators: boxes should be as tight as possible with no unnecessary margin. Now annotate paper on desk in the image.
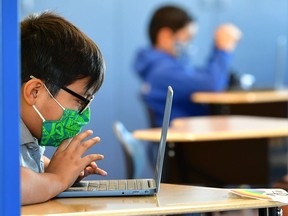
[229,188,288,203]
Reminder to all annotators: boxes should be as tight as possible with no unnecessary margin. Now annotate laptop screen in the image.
[154,86,173,192]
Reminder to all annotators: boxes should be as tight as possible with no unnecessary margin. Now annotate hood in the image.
[133,47,169,79]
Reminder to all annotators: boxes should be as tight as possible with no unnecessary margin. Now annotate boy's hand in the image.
[76,161,107,182]
[214,23,242,51]
[45,130,106,189]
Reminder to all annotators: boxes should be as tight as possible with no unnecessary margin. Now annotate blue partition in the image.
[0,0,20,214]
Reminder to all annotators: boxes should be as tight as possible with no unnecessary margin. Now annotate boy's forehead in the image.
[67,77,93,95]
[175,22,197,42]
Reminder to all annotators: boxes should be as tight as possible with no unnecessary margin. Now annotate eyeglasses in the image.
[30,75,94,114]
[60,85,94,114]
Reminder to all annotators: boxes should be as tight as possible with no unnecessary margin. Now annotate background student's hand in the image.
[214,23,242,51]
[45,130,106,189]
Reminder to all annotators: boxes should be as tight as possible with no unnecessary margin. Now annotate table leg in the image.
[258,207,282,216]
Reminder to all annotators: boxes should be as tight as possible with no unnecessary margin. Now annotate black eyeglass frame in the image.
[30,75,93,114]
[60,86,94,114]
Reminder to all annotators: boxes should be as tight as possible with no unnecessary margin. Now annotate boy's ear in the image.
[22,79,43,105]
[157,27,174,43]
[155,27,175,53]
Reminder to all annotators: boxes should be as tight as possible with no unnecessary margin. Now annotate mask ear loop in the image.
[30,75,65,111]
[32,105,46,122]
[42,84,65,111]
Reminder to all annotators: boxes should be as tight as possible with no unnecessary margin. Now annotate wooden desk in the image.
[133,115,288,142]
[191,89,288,117]
[21,183,284,216]
[133,116,288,186]
[192,89,288,104]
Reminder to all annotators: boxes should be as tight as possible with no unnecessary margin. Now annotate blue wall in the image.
[20,0,288,180]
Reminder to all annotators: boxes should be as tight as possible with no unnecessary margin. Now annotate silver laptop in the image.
[57,86,173,197]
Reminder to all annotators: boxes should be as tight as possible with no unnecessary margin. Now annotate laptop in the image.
[57,86,173,198]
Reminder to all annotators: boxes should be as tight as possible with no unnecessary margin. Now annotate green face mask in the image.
[33,105,90,147]
[32,82,91,147]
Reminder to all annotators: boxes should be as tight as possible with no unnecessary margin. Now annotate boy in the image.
[21,12,107,205]
[134,5,242,127]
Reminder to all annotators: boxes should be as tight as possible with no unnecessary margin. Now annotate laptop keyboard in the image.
[66,179,155,192]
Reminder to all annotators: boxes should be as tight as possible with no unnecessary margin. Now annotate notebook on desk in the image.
[56,86,173,198]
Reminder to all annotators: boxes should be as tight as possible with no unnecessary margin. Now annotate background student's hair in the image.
[148,5,195,45]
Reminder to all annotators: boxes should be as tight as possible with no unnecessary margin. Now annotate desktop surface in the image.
[133,115,288,142]
[21,183,284,216]
[192,88,288,104]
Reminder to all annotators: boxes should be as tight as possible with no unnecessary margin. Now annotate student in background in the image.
[133,5,242,127]
[21,12,107,205]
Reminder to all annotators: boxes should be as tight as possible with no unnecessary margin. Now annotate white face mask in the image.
[174,40,190,57]
[187,23,198,38]
[173,22,198,59]
[173,40,199,67]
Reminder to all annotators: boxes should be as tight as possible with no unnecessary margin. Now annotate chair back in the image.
[139,94,158,128]
[112,121,147,179]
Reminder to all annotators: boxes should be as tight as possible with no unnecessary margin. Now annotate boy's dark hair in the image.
[21,11,105,96]
[148,5,194,45]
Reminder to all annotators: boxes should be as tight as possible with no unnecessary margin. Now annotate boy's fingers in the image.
[89,161,98,169]
[68,130,94,149]
[82,154,104,166]
[95,168,107,176]
[62,130,101,156]
[85,166,107,176]
[80,170,85,177]
[55,139,71,152]
[76,136,101,155]
[55,130,93,153]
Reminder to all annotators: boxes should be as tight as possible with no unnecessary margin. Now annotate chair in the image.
[112,121,148,179]
[139,94,158,128]
[139,94,159,166]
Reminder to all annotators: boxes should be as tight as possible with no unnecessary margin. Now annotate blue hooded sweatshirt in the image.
[133,46,233,127]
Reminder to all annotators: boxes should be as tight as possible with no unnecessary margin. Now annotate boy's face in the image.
[41,77,93,121]
[22,77,94,140]
[173,22,198,43]
[44,78,92,120]
[156,22,198,56]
